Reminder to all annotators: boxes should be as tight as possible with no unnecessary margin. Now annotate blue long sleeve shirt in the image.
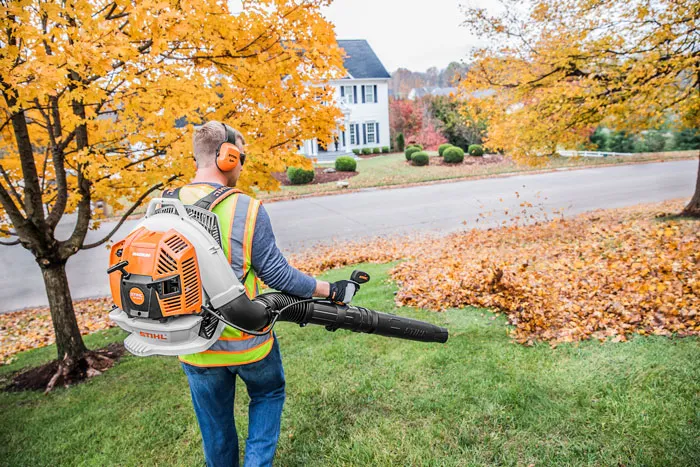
[249,204,317,298]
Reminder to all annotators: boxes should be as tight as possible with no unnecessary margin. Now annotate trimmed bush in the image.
[287,167,314,185]
[408,143,423,150]
[411,151,429,166]
[335,156,357,172]
[352,149,360,155]
[396,132,405,152]
[405,146,421,161]
[443,146,464,163]
[361,148,372,155]
[372,147,381,154]
[381,146,390,153]
[438,143,453,157]
[468,144,484,157]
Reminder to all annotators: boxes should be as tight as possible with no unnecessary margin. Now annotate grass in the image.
[256,150,697,200]
[1,262,699,466]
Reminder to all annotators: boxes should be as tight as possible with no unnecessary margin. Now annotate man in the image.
[174,121,357,467]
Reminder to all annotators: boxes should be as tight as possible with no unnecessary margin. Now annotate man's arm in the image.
[250,205,329,298]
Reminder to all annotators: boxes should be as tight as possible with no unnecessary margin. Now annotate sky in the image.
[321,0,487,73]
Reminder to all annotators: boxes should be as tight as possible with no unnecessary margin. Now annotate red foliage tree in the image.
[389,98,423,143]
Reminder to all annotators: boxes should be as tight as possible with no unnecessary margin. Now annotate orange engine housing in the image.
[109,227,202,317]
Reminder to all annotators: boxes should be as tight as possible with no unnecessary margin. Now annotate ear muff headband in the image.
[216,123,240,172]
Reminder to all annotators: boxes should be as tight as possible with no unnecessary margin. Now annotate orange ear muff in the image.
[216,143,240,172]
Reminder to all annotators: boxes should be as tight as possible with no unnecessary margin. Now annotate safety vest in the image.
[171,183,274,367]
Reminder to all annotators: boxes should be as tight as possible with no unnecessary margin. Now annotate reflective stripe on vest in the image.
[172,184,273,367]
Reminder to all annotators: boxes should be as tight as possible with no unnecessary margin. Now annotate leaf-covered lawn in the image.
[290,199,699,346]
[1,263,698,466]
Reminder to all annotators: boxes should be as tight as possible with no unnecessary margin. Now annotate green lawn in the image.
[1,263,699,466]
[257,150,697,200]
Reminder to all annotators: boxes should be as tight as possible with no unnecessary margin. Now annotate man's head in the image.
[193,121,246,186]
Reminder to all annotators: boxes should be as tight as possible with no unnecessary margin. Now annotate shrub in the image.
[352,149,360,155]
[443,146,464,163]
[381,146,390,153]
[411,151,429,166]
[335,156,357,172]
[396,132,405,152]
[287,167,314,185]
[372,147,381,154]
[408,143,423,150]
[438,143,453,157]
[405,146,421,161]
[468,144,484,157]
[362,148,372,155]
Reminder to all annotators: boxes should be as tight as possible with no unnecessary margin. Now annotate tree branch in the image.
[0,164,23,207]
[0,238,20,246]
[81,174,181,250]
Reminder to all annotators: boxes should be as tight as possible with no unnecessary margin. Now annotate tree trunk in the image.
[41,262,87,360]
[682,152,700,217]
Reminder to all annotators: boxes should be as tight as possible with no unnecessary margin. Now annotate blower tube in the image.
[217,292,448,344]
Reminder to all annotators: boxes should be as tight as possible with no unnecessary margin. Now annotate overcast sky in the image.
[321,0,485,73]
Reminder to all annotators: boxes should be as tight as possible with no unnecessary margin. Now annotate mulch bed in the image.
[272,167,358,186]
[409,154,506,167]
[3,342,125,392]
[357,153,386,159]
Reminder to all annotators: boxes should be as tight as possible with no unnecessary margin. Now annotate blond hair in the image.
[193,121,245,168]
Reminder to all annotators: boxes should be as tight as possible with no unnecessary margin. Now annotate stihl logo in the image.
[129,288,145,305]
[132,252,151,258]
[139,331,167,340]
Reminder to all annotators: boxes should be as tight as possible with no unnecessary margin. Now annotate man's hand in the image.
[327,280,359,305]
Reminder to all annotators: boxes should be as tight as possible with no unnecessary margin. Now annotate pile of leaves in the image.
[292,200,699,345]
[0,298,115,364]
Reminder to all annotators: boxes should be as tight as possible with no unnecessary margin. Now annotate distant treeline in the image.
[389,62,469,98]
[588,127,700,153]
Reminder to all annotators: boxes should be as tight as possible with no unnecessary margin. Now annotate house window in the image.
[366,121,376,144]
[342,85,355,104]
[349,123,357,145]
[364,85,374,103]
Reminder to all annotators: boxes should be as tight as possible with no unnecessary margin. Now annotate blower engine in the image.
[108,198,448,357]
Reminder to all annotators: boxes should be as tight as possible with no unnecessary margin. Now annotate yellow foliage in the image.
[0,0,343,237]
[458,0,699,162]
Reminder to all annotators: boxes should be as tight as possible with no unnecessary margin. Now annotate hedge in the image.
[335,156,357,172]
[411,151,429,166]
[468,144,484,157]
[381,146,390,153]
[362,148,372,155]
[443,146,464,163]
[287,167,314,185]
[396,133,405,152]
[438,143,453,156]
[352,149,360,155]
[372,147,381,154]
[405,146,421,161]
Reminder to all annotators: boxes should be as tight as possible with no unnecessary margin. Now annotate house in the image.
[407,87,457,100]
[301,40,390,159]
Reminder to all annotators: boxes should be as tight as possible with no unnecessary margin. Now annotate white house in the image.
[301,40,391,159]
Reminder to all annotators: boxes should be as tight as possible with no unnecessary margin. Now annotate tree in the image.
[429,95,486,150]
[0,0,343,386]
[389,98,423,143]
[461,0,700,216]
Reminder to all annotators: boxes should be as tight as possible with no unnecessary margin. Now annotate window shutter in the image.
[340,86,345,97]
[375,123,380,145]
[361,85,366,103]
[362,123,367,144]
[356,124,360,144]
[342,130,346,147]
[374,85,378,103]
[353,86,357,104]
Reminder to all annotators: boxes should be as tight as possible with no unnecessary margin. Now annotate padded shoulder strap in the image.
[195,186,243,211]
[163,185,242,211]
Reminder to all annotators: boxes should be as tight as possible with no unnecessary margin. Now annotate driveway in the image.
[0,159,695,313]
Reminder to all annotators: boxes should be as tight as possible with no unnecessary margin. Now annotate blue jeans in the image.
[181,338,286,467]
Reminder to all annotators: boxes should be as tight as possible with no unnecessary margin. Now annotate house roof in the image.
[337,40,390,79]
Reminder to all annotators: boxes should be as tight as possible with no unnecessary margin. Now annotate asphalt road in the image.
[0,160,696,313]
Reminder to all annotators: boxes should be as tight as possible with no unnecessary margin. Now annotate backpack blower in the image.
[107,197,448,357]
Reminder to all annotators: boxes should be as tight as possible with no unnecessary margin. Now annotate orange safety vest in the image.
[173,184,273,367]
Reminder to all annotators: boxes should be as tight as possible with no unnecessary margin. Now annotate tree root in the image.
[3,343,124,393]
